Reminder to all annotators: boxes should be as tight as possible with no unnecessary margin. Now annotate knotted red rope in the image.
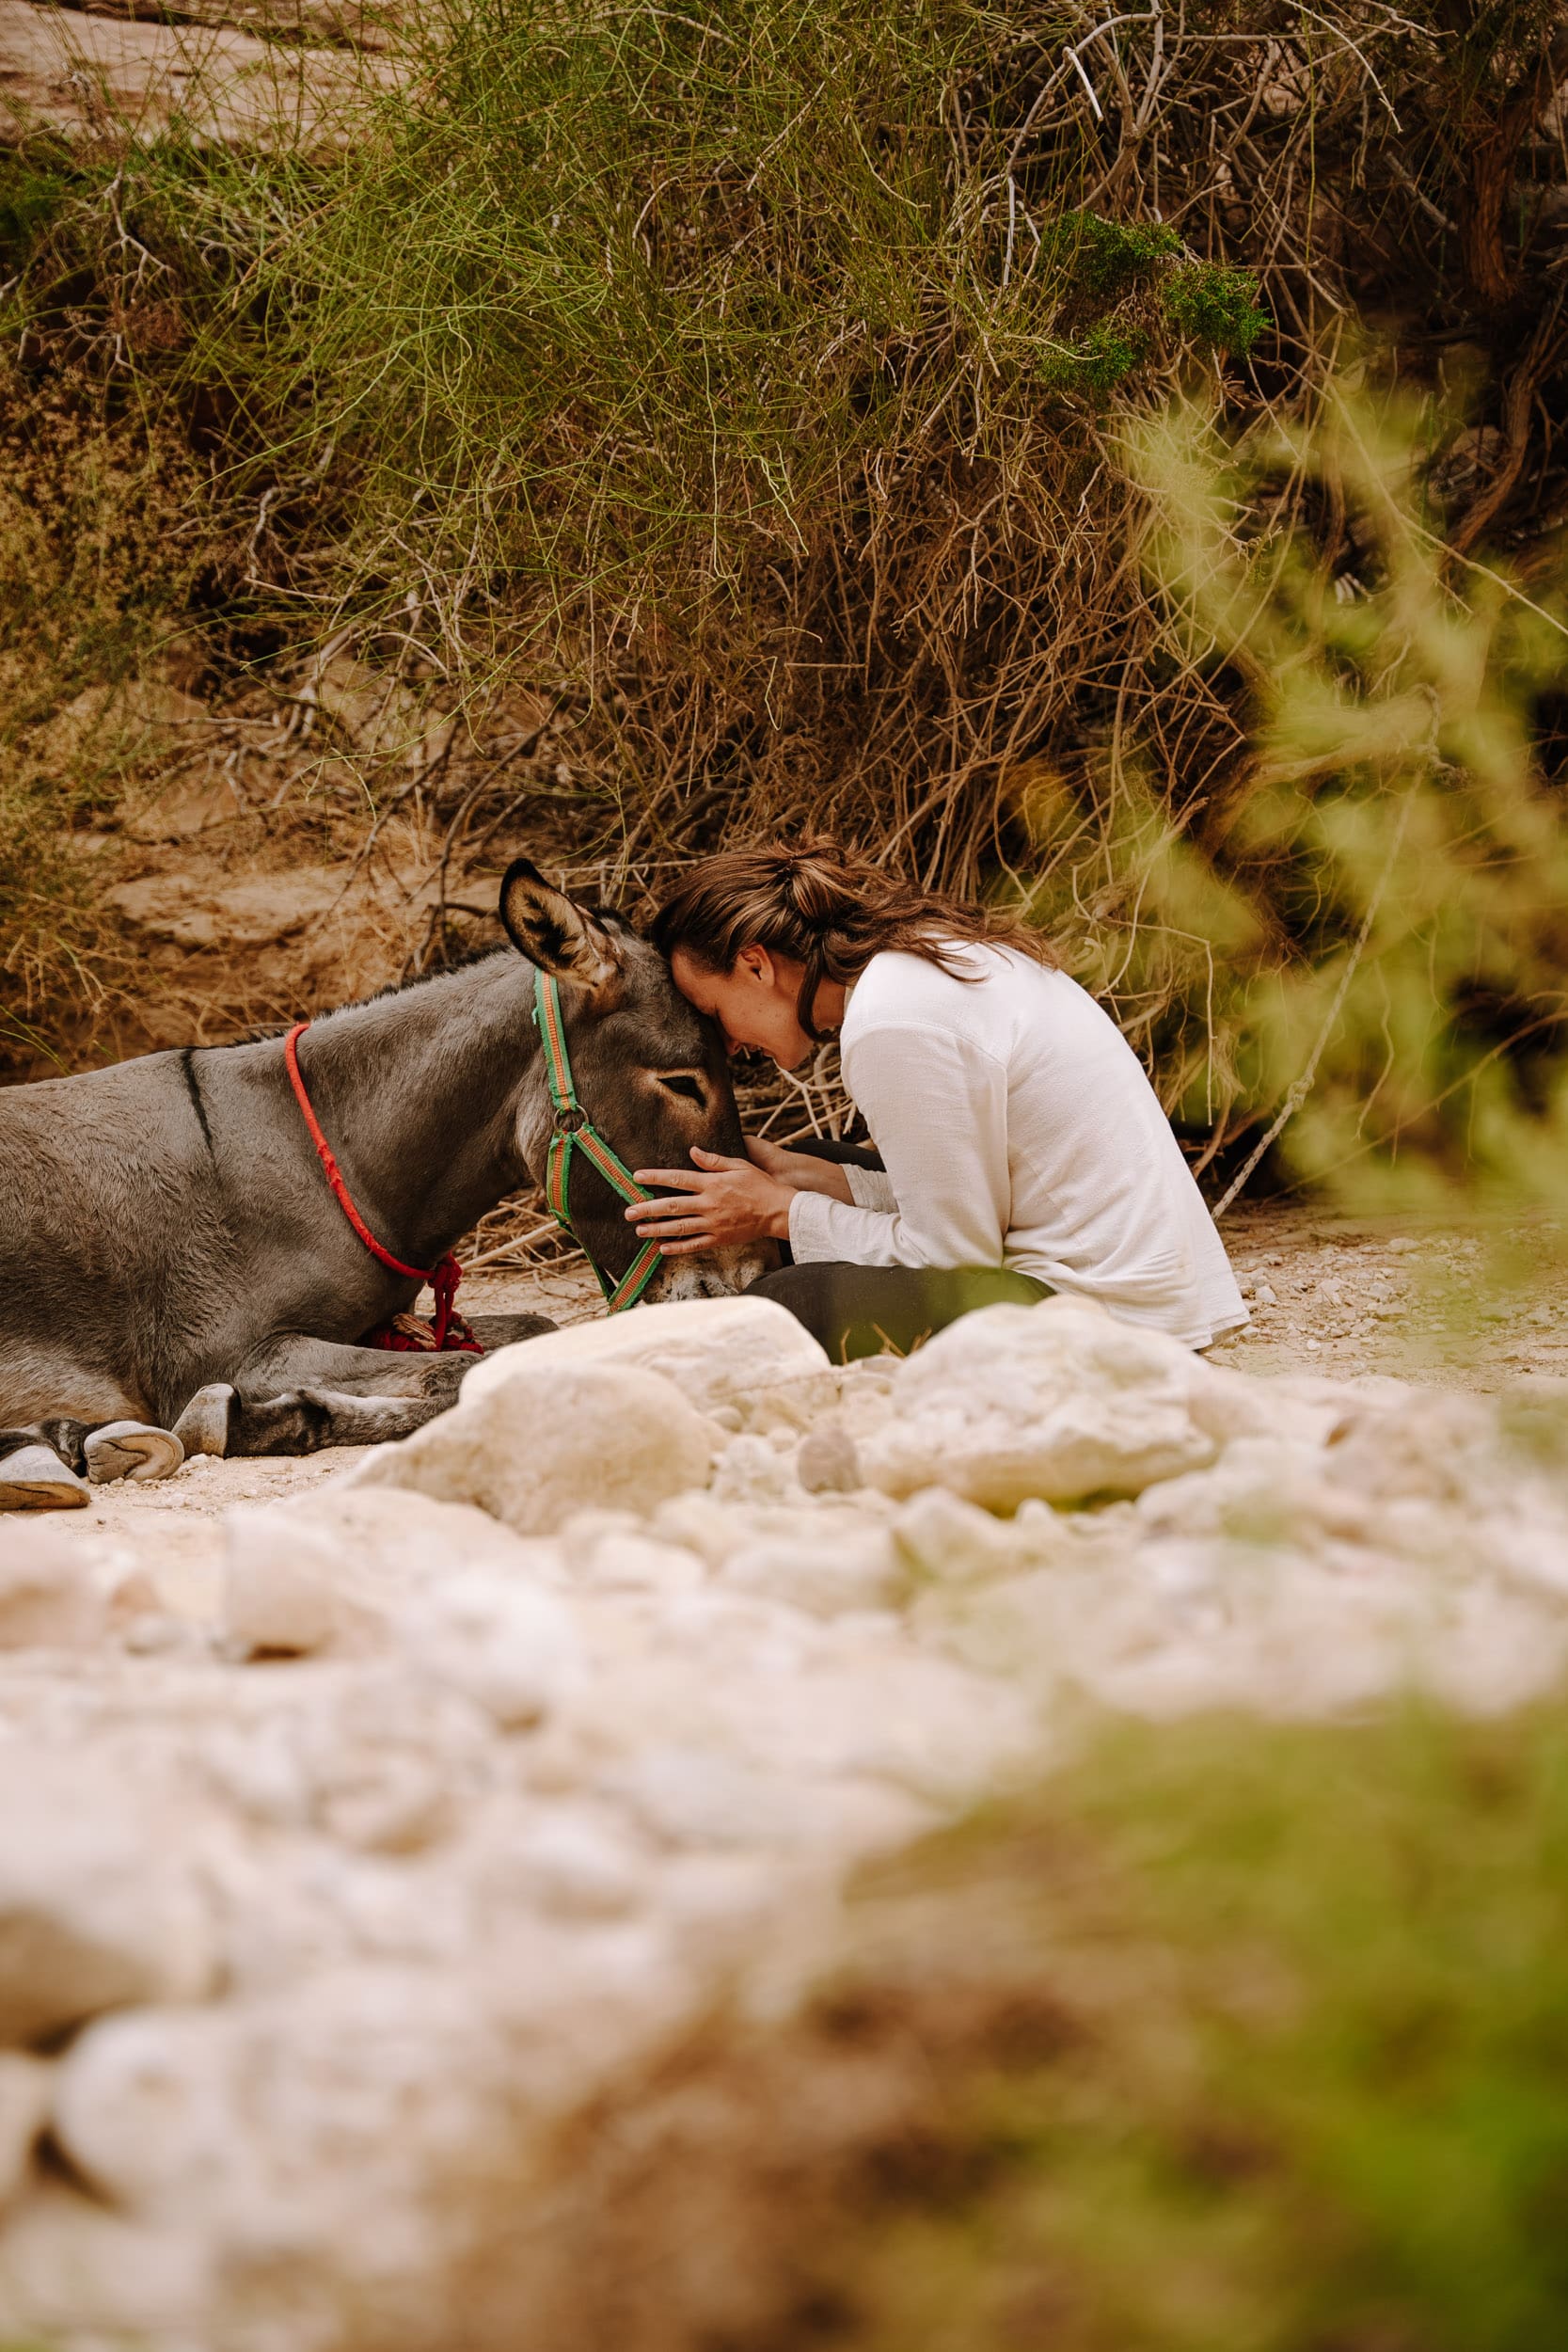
[283,1022,482,1356]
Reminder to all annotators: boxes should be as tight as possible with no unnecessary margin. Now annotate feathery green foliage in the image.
[230,0,1261,631]
[499,1704,1568,2352]
[832,1706,1568,2352]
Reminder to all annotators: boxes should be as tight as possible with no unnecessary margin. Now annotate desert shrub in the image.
[1010,379,1568,1222]
[197,0,1568,1198]
[2,0,1565,1172]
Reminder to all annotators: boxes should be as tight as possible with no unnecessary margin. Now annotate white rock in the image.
[712,1431,804,1502]
[291,1667,493,1854]
[720,1529,903,1617]
[291,1485,566,1591]
[796,1420,863,1493]
[350,1361,714,1535]
[51,1969,517,2284]
[893,1486,1037,1583]
[0,2053,51,2210]
[0,1528,108,1649]
[1323,1389,1500,1503]
[220,1509,343,1655]
[220,1489,569,1657]
[461,1293,832,1422]
[604,1745,849,1849]
[1134,1437,1376,1549]
[647,1490,752,1567]
[573,1532,707,1595]
[860,1298,1227,1508]
[0,1753,215,2045]
[472,1808,647,1922]
[402,1572,584,1727]
[0,2186,214,2349]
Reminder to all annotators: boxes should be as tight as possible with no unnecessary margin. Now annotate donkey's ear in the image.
[499,858,622,993]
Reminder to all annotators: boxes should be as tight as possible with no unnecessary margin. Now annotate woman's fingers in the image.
[621,1154,793,1250]
[626,1190,707,1225]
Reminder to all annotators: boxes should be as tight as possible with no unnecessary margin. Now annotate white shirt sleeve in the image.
[845,1164,896,1212]
[786,1025,1011,1268]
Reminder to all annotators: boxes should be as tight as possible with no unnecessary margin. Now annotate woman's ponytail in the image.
[650,837,1057,1028]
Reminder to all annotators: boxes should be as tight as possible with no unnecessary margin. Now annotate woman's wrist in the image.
[746,1135,853,1203]
[766,1192,795,1242]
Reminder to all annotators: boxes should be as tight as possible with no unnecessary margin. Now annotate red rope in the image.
[283,1022,482,1355]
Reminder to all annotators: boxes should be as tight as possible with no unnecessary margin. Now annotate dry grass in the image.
[3,3,1566,1207]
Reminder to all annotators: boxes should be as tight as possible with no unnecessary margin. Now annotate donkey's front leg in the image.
[180,1383,450,1460]
[173,1336,483,1462]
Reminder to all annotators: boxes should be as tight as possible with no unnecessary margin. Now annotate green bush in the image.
[520,1705,1568,2352]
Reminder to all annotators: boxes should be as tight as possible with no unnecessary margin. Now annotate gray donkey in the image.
[0,861,765,1510]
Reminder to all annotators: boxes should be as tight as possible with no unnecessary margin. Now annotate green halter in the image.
[532,968,664,1314]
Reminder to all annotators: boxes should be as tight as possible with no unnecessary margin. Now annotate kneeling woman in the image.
[631,843,1245,1362]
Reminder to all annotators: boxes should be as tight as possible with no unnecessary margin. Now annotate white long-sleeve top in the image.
[786,945,1246,1349]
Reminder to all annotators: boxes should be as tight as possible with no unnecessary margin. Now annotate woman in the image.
[628,841,1245,1362]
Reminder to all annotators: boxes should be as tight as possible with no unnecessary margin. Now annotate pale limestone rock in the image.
[0,1529,108,1650]
[470,1807,647,1923]
[604,1744,868,1849]
[289,1668,491,1853]
[572,1531,707,1596]
[461,1293,832,1422]
[0,2055,50,2210]
[719,1528,903,1618]
[1323,1388,1506,1504]
[350,1361,713,1535]
[401,1572,584,1727]
[0,1754,215,2045]
[893,1486,1037,1584]
[796,1420,863,1494]
[288,1485,566,1591]
[51,1971,517,2285]
[0,2185,214,2350]
[224,1501,584,1713]
[712,1431,804,1503]
[0,0,399,150]
[861,1298,1227,1507]
[648,1490,752,1568]
[220,1510,342,1656]
[1134,1437,1378,1549]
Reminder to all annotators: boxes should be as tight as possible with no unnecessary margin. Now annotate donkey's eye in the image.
[658,1073,705,1107]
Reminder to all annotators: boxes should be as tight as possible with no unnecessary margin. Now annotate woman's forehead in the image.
[669,946,724,1013]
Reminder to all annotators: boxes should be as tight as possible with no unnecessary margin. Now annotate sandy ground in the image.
[38,1207,1568,1574]
[1210,1205,1568,1391]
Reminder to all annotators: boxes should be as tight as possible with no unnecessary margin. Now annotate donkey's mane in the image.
[212,898,648,1054]
[228,946,513,1048]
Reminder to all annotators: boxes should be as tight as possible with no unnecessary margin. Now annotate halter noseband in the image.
[533,968,663,1314]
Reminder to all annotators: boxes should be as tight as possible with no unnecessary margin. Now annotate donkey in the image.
[0,861,767,1509]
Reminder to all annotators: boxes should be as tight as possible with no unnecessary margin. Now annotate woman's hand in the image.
[628,1148,795,1255]
[743,1136,800,1179]
[744,1135,856,1202]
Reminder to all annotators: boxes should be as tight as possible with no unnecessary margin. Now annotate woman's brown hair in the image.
[650,840,1058,1041]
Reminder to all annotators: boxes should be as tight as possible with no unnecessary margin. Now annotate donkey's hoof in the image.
[172,1384,236,1460]
[0,1442,90,1512]
[85,1422,186,1486]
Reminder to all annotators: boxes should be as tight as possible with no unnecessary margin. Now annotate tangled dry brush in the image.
[3,0,1567,1201]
